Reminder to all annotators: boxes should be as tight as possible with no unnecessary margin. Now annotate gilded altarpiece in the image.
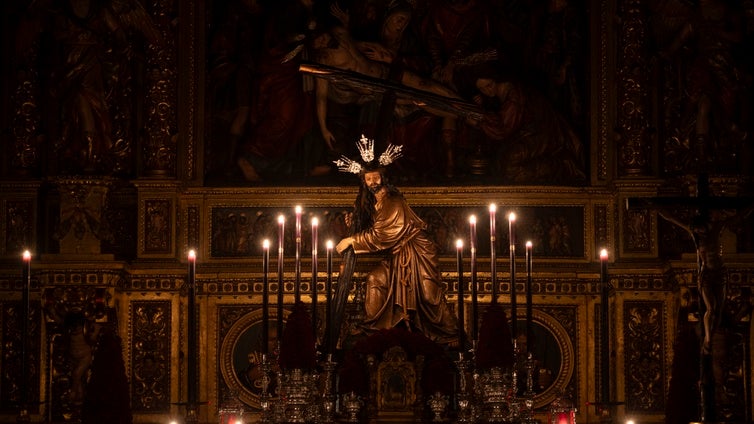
[1,0,753,422]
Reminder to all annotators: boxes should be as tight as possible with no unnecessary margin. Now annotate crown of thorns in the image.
[333,135,403,174]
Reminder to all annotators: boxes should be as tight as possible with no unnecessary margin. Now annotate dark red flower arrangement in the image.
[337,328,454,396]
[475,303,514,370]
[279,302,317,370]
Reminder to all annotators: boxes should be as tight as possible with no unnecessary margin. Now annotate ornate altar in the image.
[1,0,753,423]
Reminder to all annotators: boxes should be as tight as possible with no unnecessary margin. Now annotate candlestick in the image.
[277,215,285,340]
[21,250,31,410]
[311,217,319,344]
[262,240,270,355]
[469,215,478,341]
[295,206,302,303]
[489,204,498,305]
[599,248,610,405]
[325,240,334,354]
[525,241,533,355]
[456,239,466,350]
[187,249,197,407]
[508,212,517,341]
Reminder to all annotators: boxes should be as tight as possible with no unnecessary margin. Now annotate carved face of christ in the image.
[363,170,383,194]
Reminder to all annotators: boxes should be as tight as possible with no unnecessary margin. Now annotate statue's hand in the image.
[336,237,353,254]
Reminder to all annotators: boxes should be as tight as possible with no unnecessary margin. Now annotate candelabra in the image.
[428,392,449,422]
[342,391,363,423]
[259,354,274,424]
[479,367,514,422]
[280,368,319,423]
[455,352,474,423]
[319,354,338,423]
[520,352,540,424]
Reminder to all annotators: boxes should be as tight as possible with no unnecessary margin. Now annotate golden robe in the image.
[351,193,457,344]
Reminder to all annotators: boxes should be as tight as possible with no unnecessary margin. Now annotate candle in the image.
[456,239,465,350]
[187,249,197,406]
[469,215,478,341]
[325,240,334,354]
[311,217,319,344]
[599,248,609,405]
[277,215,285,340]
[262,240,270,355]
[295,206,302,303]
[508,212,517,341]
[21,250,31,408]
[525,241,533,354]
[490,204,498,305]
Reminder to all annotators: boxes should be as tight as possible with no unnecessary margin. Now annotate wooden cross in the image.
[627,172,754,422]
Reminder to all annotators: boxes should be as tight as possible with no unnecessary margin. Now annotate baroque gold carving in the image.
[624,301,665,412]
[131,300,172,412]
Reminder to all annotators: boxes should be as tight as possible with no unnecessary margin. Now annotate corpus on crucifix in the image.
[627,173,754,422]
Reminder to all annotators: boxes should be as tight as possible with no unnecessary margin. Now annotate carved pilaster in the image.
[142,0,178,177]
[616,0,652,176]
[623,301,665,413]
[9,72,42,177]
[131,300,173,412]
[0,182,40,257]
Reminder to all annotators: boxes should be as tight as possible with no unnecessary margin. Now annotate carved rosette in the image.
[143,0,177,176]
[617,0,652,176]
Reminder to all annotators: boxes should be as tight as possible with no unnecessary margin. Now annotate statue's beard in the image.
[368,184,383,195]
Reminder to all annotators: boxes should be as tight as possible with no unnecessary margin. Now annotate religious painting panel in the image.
[647,0,754,177]
[4,0,173,178]
[203,0,592,187]
[210,205,585,260]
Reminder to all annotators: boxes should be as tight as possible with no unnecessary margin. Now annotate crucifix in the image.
[627,172,754,422]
